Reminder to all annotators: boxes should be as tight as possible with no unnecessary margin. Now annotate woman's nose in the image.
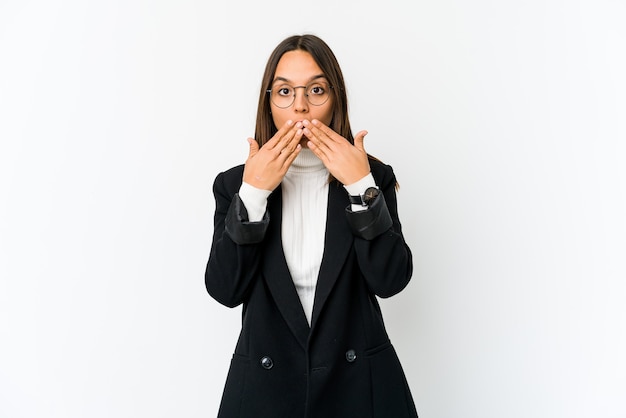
[293,88,309,112]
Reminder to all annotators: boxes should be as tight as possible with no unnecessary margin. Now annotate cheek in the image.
[323,110,333,125]
[313,101,334,126]
[271,106,288,128]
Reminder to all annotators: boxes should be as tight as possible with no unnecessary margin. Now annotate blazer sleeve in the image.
[205,170,269,308]
[347,163,413,298]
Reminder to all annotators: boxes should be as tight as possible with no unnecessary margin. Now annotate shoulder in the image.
[368,158,397,190]
[213,164,245,196]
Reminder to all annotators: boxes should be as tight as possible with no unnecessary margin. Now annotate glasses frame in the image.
[266,82,333,109]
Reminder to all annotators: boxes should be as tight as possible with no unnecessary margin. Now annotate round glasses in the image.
[267,81,333,108]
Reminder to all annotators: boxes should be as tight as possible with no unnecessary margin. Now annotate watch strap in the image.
[349,186,380,206]
[349,194,365,206]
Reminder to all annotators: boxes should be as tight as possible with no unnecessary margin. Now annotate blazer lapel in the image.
[262,186,310,350]
[310,182,353,330]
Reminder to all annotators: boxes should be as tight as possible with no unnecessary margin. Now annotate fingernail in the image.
[302,120,310,126]
[287,120,293,126]
[311,119,319,125]
[296,121,302,128]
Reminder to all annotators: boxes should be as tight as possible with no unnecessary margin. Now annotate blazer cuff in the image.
[345,191,393,240]
[225,193,269,244]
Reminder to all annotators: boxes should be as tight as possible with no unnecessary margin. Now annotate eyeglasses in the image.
[267,81,333,108]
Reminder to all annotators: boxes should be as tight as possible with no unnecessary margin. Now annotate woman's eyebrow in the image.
[272,74,327,84]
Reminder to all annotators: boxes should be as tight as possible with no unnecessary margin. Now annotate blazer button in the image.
[345,349,357,363]
[260,356,274,370]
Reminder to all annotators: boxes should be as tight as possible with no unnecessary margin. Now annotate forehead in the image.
[273,50,325,84]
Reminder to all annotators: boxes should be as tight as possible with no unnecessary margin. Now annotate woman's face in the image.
[269,50,334,146]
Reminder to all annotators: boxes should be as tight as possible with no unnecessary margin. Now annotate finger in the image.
[277,127,303,159]
[306,139,329,163]
[302,121,328,147]
[265,120,295,150]
[305,122,343,157]
[273,122,303,156]
[281,144,302,170]
[288,127,304,150]
[247,137,260,157]
[309,119,339,144]
[354,130,368,152]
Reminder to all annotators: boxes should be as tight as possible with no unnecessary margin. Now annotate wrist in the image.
[343,172,376,196]
[348,186,380,207]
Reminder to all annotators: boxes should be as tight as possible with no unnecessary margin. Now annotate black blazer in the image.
[205,159,418,418]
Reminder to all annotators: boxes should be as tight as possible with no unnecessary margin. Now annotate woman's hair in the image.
[255,34,351,146]
[254,34,397,188]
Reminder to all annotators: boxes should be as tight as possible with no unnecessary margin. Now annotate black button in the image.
[345,349,357,363]
[260,356,273,370]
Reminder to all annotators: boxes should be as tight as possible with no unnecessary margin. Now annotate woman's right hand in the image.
[242,120,303,191]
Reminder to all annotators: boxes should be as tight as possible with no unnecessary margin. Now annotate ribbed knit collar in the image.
[287,149,327,174]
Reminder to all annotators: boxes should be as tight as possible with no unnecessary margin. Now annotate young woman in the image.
[205,34,418,417]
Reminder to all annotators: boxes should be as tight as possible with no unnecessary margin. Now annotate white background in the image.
[1,0,625,417]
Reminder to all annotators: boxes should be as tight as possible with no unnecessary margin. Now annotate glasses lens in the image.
[270,85,294,108]
[307,82,330,106]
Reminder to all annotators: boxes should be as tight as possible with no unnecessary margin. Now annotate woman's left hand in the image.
[303,119,371,185]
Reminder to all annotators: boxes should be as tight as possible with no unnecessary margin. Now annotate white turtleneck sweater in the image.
[280,149,329,324]
[238,149,376,325]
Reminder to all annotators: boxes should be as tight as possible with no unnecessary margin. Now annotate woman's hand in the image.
[303,119,370,185]
[243,120,303,191]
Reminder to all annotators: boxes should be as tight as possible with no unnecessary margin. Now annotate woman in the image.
[205,34,418,417]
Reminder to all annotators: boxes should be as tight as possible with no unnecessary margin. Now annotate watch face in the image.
[363,187,379,205]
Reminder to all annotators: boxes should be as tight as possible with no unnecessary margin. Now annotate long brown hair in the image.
[254,34,397,188]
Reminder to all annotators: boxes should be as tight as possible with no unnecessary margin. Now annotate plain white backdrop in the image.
[1,0,625,417]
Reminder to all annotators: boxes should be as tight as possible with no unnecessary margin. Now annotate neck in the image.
[288,149,326,174]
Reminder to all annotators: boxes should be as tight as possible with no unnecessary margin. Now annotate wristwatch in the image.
[349,186,380,207]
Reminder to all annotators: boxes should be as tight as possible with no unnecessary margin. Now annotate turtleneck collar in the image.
[288,148,327,174]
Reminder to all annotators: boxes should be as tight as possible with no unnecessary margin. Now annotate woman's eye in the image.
[309,85,325,95]
[278,87,292,96]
